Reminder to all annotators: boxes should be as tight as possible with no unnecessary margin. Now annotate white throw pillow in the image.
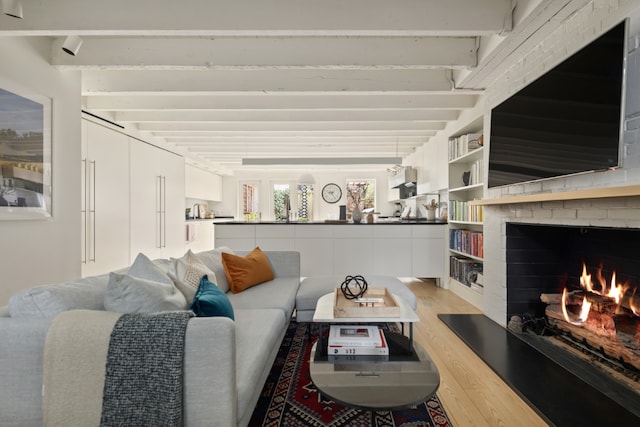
[104,272,187,313]
[195,247,235,293]
[104,252,187,313]
[168,250,217,302]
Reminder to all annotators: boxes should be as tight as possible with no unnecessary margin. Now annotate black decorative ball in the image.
[340,275,368,300]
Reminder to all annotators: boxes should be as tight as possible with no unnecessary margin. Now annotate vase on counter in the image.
[352,205,362,223]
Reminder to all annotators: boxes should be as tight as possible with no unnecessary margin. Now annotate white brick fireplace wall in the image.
[481,0,640,326]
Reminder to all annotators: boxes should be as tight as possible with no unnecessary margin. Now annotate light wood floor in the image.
[403,278,549,427]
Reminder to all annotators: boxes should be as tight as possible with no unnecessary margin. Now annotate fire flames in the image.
[562,263,636,326]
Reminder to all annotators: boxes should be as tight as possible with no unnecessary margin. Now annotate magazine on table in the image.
[327,325,389,356]
[328,325,382,347]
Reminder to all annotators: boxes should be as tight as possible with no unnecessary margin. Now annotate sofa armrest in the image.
[183,317,237,427]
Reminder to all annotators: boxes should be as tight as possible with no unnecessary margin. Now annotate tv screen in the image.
[488,21,626,188]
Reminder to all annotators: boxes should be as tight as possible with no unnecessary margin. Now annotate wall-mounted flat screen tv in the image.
[488,20,627,188]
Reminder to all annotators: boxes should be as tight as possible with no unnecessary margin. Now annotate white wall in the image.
[481,0,640,325]
[217,169,397,221]
[0,37,81,305]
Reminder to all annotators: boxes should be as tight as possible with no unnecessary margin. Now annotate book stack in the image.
[448,133,483,160]
[449,229,483,258]
[327,325,389,356]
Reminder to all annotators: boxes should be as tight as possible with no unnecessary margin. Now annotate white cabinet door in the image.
[333,225,374,277]
[294,225,334,276]
[411,225,445,278]
[256,225,295,250]
[185,221,214,253]
[372,225,412,276]
[130,140,185,262]
[81,120,130,277]
[214,224,256,251]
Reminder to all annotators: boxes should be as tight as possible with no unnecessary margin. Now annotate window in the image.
[273,183,290,221]
[241,182,259,220]
[346,179,375,212]
[272,182,314,222]
[297,184,314,222]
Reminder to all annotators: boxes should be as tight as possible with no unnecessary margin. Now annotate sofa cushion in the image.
[195,247,234,293]
[168,250,216,302]
[8,274,109,318]
[226,277,300,316]
[190,276,234,320]
[222,247,275,294]
[233,309,288,425]
[105,253,187,313]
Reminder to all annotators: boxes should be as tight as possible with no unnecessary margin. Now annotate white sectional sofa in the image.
[0,249,301,427]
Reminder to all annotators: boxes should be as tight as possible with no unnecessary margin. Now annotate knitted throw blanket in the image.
[100,311,194,426]
[43,310,194,427]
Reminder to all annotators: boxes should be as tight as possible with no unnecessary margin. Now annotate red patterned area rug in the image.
[248,321,453,427]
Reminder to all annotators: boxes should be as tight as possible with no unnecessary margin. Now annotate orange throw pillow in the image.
[221,247,275,293]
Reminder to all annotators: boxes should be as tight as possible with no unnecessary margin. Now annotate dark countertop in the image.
[186,216,234,222]
[214,219,447,225]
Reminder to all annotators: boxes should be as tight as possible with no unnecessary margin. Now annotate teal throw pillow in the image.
[190,275,234,320]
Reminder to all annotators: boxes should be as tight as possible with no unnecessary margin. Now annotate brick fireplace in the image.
[482,194,640,327]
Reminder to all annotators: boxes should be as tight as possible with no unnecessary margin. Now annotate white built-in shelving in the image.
[446,115,485,309]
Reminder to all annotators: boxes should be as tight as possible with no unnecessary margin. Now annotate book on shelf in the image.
[448,133,483,161]
[449,228,484,258]
[450,256,483,287]
[328,325,389,355]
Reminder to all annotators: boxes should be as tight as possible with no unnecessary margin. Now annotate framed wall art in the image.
[0,83,52,219]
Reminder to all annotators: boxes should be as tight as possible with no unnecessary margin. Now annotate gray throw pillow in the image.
[128,253,175,285]
[104,252,187,313]
[104,272,187,313]
[8,274,110,318]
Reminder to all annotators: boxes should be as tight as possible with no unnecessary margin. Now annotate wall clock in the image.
[321,183,342,204]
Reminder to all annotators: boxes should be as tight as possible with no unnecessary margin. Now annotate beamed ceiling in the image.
[0,0,591,173]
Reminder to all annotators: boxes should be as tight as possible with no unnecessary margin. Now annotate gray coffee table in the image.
[309,292,440,410]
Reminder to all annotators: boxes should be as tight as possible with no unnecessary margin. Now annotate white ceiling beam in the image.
[113,110,459,123]
[458,0,589,89]
[168,136,428,144]
[1,0,513,36]
[83,93,478,111]
[81,69,455,92]
[53,36,478,70]
[153,129,437,137]
[136,121,445,132]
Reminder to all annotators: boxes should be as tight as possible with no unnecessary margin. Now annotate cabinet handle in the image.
[89,160,96,262]
[162,176,167,248]
[156,175,162,248]
[81,159,87,264]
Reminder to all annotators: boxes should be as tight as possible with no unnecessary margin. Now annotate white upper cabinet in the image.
[185,164,222,201]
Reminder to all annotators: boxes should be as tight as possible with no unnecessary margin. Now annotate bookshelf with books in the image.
[446,115,484,310]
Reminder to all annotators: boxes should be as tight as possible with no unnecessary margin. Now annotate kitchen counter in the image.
[216,219,447,225]
[186,216,235,222]
[214,221,446,279]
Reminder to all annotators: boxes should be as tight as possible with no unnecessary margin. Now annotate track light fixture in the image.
[62,35,83,56]
[2,0,23,19]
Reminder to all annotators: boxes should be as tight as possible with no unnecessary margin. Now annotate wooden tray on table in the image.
[333,287,400,318]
